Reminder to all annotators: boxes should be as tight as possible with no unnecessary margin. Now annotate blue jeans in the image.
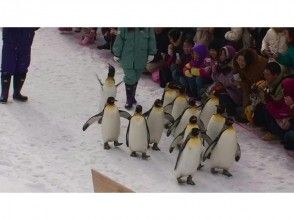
[179,76,204,98]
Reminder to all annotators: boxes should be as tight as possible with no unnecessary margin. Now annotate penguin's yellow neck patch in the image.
[227,126,236,133]
[133,113,143,121]
[213,114,225,121]
[105,104,116,111]
[166,90,178,97]
[188,138,201,148]
[154,106,163,112]
[106,78,115,86]
[187,124,199,130]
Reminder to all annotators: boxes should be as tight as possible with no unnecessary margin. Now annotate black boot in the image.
[0,73,11,104]
[132,82,138,105]
[13,74,28,102]
[125,84,134,110]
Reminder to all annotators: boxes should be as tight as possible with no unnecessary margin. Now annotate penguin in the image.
[169,87,189,122]
[199,95,219,129]
[202,118,241,177]
[169,116,199,153]
[82,97,131,150]
[174,128,203,185]
[162,82,179,115]
[126,105,150,159]
[143,99,174,151]
[167,98,201,137]
[97,64,123,110]
[204,105,226,147]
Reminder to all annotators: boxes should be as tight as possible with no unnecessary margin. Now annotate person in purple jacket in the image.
[211,45,244,122]
[0,27,38,103]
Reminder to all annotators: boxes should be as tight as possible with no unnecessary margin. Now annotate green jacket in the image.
[113,28,156,70]
[268,72,284,101]
[277,45,294,75]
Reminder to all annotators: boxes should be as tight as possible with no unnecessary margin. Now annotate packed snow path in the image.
[0,28,293,192]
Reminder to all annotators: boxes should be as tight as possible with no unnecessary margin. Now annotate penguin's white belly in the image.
[163,95,176,114]
[100,85,116,110]
[200,100,219,129]
[129,117,148,153]
[176,146,201,178]
[210,131,237,170]
[172,99,188,120]
[205,117,225,147]
[101,109,120,142]
[147,111,164,143]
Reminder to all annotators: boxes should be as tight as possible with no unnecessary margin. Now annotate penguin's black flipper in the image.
[169,130,185,153]
[235,143,241,162]
[164,112,174,123]
[143,108,152,118]
[166,114,182,136]
[198,119,206,131]
[126,120,131,147]
[201,132,212,146]
[82,112,103,131]
[163,102,174,112]
[119,110,131,120]
[174,134,191,170]
[115,81,123,87]
[96,74,104,89]
[144,117,151,145]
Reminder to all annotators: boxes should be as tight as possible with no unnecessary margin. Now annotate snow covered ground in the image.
[0,28,293,192]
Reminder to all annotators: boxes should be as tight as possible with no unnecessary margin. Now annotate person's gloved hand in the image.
[147,55,154,63]
[113,56,120,62]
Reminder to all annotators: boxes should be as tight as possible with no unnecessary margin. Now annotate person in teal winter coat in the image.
[112,28,156,109]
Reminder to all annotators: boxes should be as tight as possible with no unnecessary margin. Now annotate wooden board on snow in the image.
[91,169,134,193]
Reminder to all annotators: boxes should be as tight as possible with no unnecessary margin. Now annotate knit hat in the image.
[221,45,236,61]
[192,44,208,64]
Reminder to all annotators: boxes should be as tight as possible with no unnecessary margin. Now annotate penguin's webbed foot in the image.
[169,147,174,153]
[104,142,111,150]
[177,177,185,184]
[210,168,218,175]
[151,143,160,151]
[130,151,138,157]
[98,118,102,124]
[187,175,195,185]
[114,141,123,147]
[197,164,204,170]
[142,153,150,160]
[222,169,233,177]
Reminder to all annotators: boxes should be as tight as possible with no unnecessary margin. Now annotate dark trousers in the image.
[284,130,294,150]
[254,104,286,138]
[219,93,238,116]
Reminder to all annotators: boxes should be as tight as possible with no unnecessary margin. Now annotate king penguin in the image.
[167,98,201,137]
[97,64,123,111]
[169,87,189,121]
[82,97,131,149]
[126,105,150,159]
[204,105,226,147]
[144,99,174,151]
[199,95,219,129]
[174,128,203,185]
[203,118,241,177]
[162,82,179,115]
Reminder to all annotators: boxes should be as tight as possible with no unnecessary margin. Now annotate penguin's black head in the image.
[135,105,143,114]
[191,128,200,136]
[225,117,234,126]
[189,116,198,124]
[167,82,179,90]
[154,99,163,108]
[216,105,225,115]
[107,64,115,78]
[106,97,116,105]
[178,86,186,95]
[188,98,196,107]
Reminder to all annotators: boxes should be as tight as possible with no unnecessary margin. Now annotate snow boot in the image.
[125,84,134,110]
[13,74,28,102]
[0,73,11,104]
[97,43,110,50]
